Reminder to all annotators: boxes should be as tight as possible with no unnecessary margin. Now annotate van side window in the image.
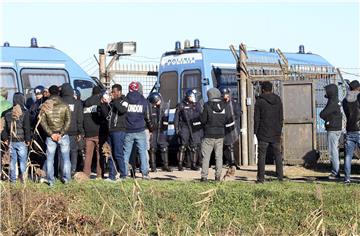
[74,80,94,100]
[181,70,201,100]
[159,71,178,109]
[212,67,238,100]
[0,68,18,102]
[21,68,69,103]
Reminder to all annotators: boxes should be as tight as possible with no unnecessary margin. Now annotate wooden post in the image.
[240,43,249,166]
[99,49,107,85]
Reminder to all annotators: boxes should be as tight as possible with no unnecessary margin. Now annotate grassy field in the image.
[0,179,359,235]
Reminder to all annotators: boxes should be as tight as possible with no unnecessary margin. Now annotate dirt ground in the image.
[133,161,360,183]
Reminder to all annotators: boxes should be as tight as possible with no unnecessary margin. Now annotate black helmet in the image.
[34,85,45,95]
[185,89,198,102]
[148,92,162,105]
[219,87,231,97]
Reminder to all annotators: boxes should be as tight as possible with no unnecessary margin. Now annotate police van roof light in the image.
[184,40,190,49]
[299,45,305,54]
[175,41,181,51]
[3,42,10,47]
[31,37,38,47]
[194,39,200,48]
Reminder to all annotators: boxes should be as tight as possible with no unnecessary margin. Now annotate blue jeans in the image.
[9,142,28,183]
[123,131,148,176]
[46,135,70,184]
[108,131,126,180]
[344,132,360,181]
[327,131,341,176]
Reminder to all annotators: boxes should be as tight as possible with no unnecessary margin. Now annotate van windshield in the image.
[21,68,69,104]
[0,68,18,102]
[159,71,178,109]
[74,79,94,100]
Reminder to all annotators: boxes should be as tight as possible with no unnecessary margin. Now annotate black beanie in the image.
[49,85,59,96]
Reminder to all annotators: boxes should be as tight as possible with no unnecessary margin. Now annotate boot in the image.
[177,150,185,171]
[228,145,241,170]
[191,151,200,171]
[185,152,191,169]
[161,151,172,172]
[149,150,157,172]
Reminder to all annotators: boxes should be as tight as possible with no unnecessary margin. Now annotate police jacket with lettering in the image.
[150,104,169,132]
[174,100,203,133]
[99,95,128,133]
[2,93,31,142]
[200,98,231,138]
[83,94,102,137]
[125,91,153,133]
[60,83,84,136]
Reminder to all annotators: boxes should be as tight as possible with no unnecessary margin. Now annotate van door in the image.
[0,68,19,102]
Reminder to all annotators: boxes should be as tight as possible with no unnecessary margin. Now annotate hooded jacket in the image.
[342,90,360,132]
[99,95,128,133]
[254,93,283,143]
[201,97,231,139]
[60,83,84,136]
[319,84,342,131]
[83,94,102,137]
[125,91,153,133]
[40,96,71,136]
[2,93,31,142]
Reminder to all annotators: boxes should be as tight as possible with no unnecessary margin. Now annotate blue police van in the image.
[0,38,102,104]
[157,39,343,157]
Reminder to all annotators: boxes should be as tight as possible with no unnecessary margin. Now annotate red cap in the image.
[129,81,139,92]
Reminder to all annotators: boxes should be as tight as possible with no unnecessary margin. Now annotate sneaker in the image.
[40,177,48,184]
[48,182,54,187]
[328,174,341,180]
[344,179,351,185]
[142,175,151,180]
[255,180,264,184]
[105,178,116,183]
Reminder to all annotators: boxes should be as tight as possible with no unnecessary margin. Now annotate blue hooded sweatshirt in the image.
[125,91,153,133]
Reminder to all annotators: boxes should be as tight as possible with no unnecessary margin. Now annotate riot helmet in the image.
[219,87,231,102]
[34,85,45,95]
[185,89,197,103]
[148,92,162,105]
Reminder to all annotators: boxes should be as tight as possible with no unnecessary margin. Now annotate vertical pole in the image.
[240,44,249,166]
[99,49,107,86]
[247,81,254,165]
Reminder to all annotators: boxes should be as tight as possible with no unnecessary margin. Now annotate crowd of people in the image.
[0,79,358,185]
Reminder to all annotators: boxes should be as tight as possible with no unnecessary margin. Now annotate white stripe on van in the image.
[210,63,236,69]
[0,62,14,67]
[18,62,65,68]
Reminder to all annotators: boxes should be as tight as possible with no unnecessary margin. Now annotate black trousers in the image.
[257,141,283,181]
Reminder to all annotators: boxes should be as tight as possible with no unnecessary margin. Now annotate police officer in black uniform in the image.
[174,89,203,171]
[148,92,172,172]
[220,87,241,168]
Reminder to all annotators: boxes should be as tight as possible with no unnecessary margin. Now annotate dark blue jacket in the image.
[125,91,153,133]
